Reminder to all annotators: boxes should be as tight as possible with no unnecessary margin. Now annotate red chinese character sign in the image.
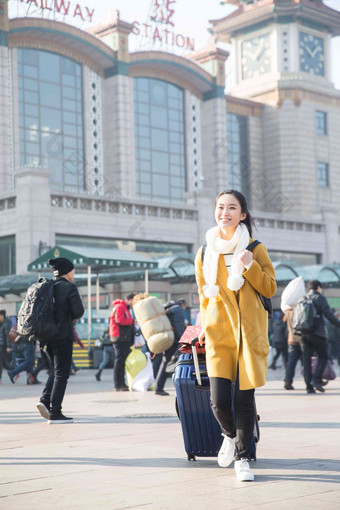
[150,0,175,26]
[132,0,195,53]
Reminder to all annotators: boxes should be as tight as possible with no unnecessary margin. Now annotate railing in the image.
[254,216,325,233]
[0,191,326,234]
[50,193,199,221]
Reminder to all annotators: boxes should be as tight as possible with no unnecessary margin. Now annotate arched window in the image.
[133,77,186,203]
[18,49,85,192]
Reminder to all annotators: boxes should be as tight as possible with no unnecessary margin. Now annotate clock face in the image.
[241,34,271,80]
[299,32,324,76]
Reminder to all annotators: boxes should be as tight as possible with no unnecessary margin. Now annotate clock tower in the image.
[210,0,340,101]
[210,0,340,229]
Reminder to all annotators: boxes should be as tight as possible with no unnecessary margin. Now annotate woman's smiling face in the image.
[215,193,246,233]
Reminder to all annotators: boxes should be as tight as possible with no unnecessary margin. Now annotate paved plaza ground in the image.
[1,366,340,510]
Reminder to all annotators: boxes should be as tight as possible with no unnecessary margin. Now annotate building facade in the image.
[1,0,340,313]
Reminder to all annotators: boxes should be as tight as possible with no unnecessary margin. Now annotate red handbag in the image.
[178,325,205,354]
[8,325,20,343]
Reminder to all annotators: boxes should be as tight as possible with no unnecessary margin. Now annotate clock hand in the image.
[310,46,321,58]
[253,38,264,60]
[304,45,314,58]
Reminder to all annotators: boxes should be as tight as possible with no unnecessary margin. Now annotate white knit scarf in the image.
[202,223,250,298]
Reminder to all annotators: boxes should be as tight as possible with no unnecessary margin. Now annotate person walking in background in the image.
[7,333,36,385]
[154,300,186,396]
[269,312,288,370]
[300,280,340,394]
[110,294,134,391]
[70,325,84,375]
[195,189,276,482]
[176,298,188,326]
[283,308,302,390]
[95,328,115,381]
[36,257,84,423]
[327,309,340,372]
[0,310,12,382]
[31,341,53,384]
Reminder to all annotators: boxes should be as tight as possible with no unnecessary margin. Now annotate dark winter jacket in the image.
[271,317,288,348]
[0,317,12,347]
[52,277,84,342]
[166,304,186,343]
[307,290,340,339]
[109,299,134,343]
[327,321,340,344]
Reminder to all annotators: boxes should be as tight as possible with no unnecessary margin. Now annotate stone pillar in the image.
[15,167,53,273]
[322,209,340,264]
[0,0,11,192]
[101,73,135,200]
[190,45,229,195]
[201,96,228,195]
[89,10,134,200]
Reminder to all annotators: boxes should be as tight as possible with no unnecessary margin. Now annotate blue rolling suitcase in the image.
[173,352,259,461]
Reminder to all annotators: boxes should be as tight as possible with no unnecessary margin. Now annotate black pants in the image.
[40,339,73,418]
[210,376,255,460]
[270,346,288,368]
[155,342,178,392]
[113,342,131,389]
[0,344,10,379]
[301,334,328,389]
[284,344,302,385]
[32,350,53,379]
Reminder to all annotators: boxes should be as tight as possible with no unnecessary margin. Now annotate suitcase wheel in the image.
[187,453,196,461]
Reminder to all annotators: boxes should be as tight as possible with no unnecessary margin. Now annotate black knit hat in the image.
[48,257,74,276]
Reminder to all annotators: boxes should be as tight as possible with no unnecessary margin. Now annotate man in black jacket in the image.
[301,280,340,394]
[37,257,84,423]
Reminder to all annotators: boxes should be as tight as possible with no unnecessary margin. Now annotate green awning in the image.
[27,245,158,272]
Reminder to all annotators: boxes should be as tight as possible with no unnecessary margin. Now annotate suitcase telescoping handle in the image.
[191,339,202,386]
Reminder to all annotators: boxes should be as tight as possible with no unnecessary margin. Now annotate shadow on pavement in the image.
[1,457,340,481]
[258,421,340,428]
[0,413,179,425]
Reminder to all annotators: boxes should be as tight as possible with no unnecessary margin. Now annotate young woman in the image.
[195,189,276,482]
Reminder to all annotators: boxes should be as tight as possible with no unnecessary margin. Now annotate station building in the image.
[1,0,340,316]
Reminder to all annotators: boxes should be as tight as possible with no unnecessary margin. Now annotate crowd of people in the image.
[269,280,340,393]
[95,294,187,396]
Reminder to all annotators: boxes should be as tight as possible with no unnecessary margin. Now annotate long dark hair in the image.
[215,189,255,237]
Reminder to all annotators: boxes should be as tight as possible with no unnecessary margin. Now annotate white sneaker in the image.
[36,402,50,420]
[234,458,254,482]
[217,434,235,468]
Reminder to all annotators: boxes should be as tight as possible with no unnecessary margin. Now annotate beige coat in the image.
[195,239,277,390]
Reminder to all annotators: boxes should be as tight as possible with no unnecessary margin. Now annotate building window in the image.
[317,162,329,187]
[0,236,16,276]
[133,78,186,203]
[316,110,327,135]
[226,112,249,196]
[18,49,85,193]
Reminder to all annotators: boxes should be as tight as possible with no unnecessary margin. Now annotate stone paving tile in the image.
[1,370,340,509]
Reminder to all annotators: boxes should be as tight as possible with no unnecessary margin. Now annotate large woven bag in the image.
[133,296,174,354]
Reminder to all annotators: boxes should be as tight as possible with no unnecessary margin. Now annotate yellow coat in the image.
[195,239,277,390]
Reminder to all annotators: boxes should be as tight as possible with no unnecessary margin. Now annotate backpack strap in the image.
[246,240,261,251]
[201,244,207,264]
